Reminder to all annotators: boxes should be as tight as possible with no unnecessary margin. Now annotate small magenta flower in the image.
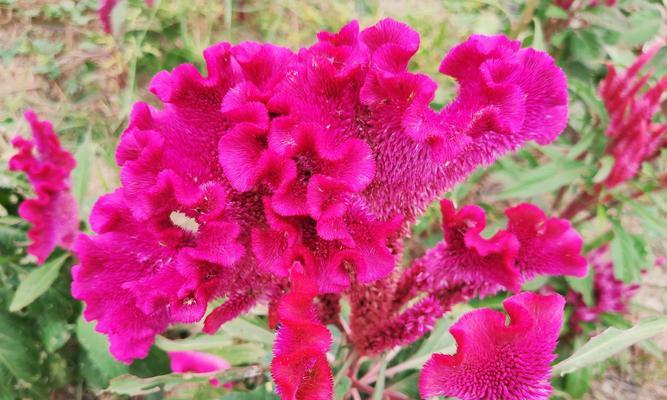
[9,111,78,264]
[169,351,231,387]
[599,43,667,188]
[271,264,333,400]
[419,292,565,400]
[567,246,640,332]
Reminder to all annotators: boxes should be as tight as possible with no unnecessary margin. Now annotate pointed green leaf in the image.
[9,254,68,312]
[553,317,667,376]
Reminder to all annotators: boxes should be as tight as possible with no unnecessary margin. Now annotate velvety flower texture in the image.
[271,265,333,400]
[422,199,587,296]
[349,199,585,355]
[169,351,230,387]
[419,292,565,400]
[567,245,640,332]
[72,19,568,365]
[600,43,667,188]
[9,111,78,264]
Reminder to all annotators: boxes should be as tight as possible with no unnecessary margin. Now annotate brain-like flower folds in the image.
[9,111,78,264]
[600,43,667,188]
[421,200,586,297]
[419,292,565,400]
[72,19,568,362]
[271,265,333,400]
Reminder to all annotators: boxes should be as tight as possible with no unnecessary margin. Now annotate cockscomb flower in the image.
[599,43,667,188]
[421,200,586,297]
[9,111,79,264]
[349,200,585,355]
[72,19,568,364]
[419,292,565,400]
[271,265,333,400]
[169,351,231,387]
[567,245,640,332]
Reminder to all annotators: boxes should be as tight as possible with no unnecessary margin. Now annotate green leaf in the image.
[156,332,233,352]
[221,317,275,346]
[76,315,129,381]
[553,317,667,376]
[9,254,68,312]
[221,386,280,399]
[496,161,585,199]
[371,353,388,400]
[592,155,614,183]
[531,18,545,51]
[565,270,594,307]
[622,9,661,46]
[0,312,44,395]
[107,366,264,396]
[564,366,592,399]
[610,223,647,283]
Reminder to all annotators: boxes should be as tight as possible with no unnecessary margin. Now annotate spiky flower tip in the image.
[71,17,568,371]
[9,111,78,264]
[419,292,565,400]
[600,43,667,188]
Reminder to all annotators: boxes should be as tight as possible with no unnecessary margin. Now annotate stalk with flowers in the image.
[2,1,667,399]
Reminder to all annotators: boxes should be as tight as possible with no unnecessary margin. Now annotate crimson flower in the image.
[599,43,667,188]
[71,18,569,382]
[419,292,565,400]
[9,111,78,264]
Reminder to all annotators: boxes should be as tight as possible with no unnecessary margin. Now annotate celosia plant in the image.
[9,111,79,264]
[68,18,585,399]
[561,43,667,219]
[566,245,640,333]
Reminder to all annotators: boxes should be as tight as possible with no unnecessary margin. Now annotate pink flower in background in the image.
[555,0,616,10]
[72,18,568,374]
[169,351,230,387]
[599,43,667,188]
[567,246,640,332]
[271,265,333,400]
[9,111,79,264]
[419,292,565,400]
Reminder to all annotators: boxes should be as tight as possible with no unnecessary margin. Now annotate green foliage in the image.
[1,0,666,398]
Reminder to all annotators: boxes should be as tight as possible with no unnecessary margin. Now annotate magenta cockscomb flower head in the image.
[169,351,231,387]
[568,245,640,332]
[271,264,333,400]
[421,200,586,297]
[600,43,667,188]
[419,292,565,400]
[9,111,79,264]
[72,18,568,365]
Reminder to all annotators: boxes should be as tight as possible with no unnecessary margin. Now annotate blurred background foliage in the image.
[0,0,666,399]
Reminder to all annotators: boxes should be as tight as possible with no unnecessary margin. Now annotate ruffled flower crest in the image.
[419,292,565,400]
[71,20,571,390]
[9,111,79,264]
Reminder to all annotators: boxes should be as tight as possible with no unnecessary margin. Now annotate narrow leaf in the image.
[9,254,68,312]
[553,317,667,376]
